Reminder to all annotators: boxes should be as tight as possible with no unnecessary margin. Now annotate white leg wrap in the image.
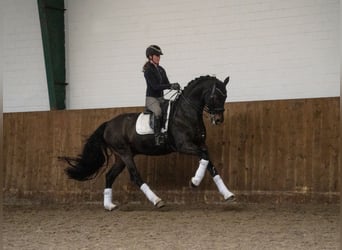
[213,175,235,200]
[191,159,209,186]
[104,188,117,211]
[140,183,161,206]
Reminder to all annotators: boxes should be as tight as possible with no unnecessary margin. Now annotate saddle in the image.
[136,101,172,135]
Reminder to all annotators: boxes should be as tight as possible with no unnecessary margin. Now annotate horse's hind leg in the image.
[104,155,126,211]
[105,155,125,188]
[121,154,164,208]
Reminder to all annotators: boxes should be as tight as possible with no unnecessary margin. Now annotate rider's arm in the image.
[144,66,172,91]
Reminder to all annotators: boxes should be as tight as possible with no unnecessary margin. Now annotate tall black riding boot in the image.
[154,116,164,146]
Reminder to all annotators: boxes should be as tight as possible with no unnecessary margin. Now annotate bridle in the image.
[204,83,227,114]
[177,82,227,115]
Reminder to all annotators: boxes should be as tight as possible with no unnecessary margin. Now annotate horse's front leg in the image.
[121,155,165,208]
[209,164,235,201]
[191,151,235,201]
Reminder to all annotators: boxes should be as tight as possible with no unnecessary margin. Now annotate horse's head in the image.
[204,76,229,125]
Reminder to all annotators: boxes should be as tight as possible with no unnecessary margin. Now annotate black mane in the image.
[185,75,217,88]
[182,75,218,95]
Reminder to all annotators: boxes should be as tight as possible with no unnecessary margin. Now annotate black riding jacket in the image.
[144,62,171,98]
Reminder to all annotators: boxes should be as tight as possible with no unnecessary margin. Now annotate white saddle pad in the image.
[136,101,172,135]
[136,113,154,135]
[136,113,170,135]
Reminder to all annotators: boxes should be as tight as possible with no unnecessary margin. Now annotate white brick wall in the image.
[3,0,49,112]
[3,0,339,112]
[66,0,339,109]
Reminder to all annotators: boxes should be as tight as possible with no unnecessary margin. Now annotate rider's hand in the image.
[171,83,181,90]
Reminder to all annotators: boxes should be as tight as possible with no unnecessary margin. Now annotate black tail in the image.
[59,122,109,181]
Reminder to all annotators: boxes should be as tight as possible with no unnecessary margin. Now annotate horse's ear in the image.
[223,76,230,86]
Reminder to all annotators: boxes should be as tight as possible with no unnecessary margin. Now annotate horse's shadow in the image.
[118,201,244,213]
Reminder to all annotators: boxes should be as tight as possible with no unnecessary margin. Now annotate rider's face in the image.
[151,54,160,65]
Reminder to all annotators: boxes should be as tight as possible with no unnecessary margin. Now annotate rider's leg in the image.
[153,115,164,145]
[146,97,163,145]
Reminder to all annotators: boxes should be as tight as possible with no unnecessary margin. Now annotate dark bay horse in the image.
[61,75,235,210]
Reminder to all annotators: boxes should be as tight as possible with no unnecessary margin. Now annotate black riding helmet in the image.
[146,45,163,58]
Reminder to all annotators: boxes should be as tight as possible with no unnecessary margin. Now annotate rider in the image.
[143,45,180,145]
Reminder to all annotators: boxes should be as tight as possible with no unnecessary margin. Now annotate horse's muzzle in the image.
[211,113,224,125]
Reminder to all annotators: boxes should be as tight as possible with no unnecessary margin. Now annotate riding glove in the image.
[171,83,181,90]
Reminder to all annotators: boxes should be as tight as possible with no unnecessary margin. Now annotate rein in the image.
[179,92,203,113]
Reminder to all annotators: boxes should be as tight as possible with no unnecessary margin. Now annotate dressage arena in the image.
[3,0,340,248]
[3,203,339,249]
[3,99,339,249]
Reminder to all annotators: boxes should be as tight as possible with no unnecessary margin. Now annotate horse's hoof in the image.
[155,200,165,208]
[104,203,117,211]
[189,180,197,188]
[225,195,236,202]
